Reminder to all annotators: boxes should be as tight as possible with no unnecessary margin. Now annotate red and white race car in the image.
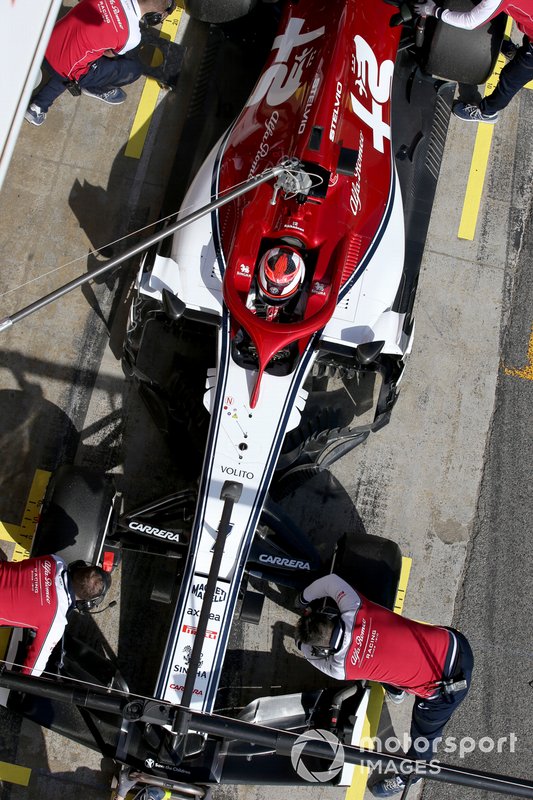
[123,0,500,732]
[1,1,505,797]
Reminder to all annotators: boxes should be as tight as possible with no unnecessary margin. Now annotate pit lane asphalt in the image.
[0,8,532,800]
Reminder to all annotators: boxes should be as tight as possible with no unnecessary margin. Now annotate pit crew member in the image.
[0,555,110,675]
[295,573,474,797]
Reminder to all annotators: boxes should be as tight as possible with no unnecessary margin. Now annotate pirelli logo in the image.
[182,624,217,640]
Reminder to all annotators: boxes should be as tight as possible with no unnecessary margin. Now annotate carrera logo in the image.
[192,583,227,602]
[128,521,181,542]
[169,683,204,696]
[182,624,218,639]
[258,554,311,570]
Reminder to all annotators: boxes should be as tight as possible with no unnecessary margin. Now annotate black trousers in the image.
[32,56,144,112]
[481,36,533,114]
[406,630,474,760]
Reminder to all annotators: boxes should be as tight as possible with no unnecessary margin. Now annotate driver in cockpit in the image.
[248,246,306,322]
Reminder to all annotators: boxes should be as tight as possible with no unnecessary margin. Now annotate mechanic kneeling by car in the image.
[295,573,473,797]
[0,555,110,676]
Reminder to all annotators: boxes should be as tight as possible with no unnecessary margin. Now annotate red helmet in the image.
[257,246,305,306]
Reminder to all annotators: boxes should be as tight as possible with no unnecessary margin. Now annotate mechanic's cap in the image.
[257,246,305,306]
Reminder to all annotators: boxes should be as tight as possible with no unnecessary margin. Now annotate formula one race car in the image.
[0,0,505,797]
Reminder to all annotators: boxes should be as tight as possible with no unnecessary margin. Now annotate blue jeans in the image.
[405,629,474,760]
[481,35,533,114]
[33,55,144,112]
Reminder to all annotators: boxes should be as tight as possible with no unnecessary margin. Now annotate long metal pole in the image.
[0,165,285,333]
[1,670,532,798]
[174,480,242,736]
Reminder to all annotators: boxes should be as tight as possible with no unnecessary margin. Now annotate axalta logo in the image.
[187,607,221,622]
[350,35,394,153]
[128,521,181,542]
[259,554,311,570]
[192,583,227,602]
[246,18,324,108]
[182,624,217,639]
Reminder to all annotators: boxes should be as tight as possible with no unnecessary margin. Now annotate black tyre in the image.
[335,532,402,611]
[424,1,505,85]
[184,0,257,23]
[33,465,115,565]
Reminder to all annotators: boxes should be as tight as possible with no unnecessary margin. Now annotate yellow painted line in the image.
[345,557,412,800]
[503,322,533,380]
[458,18,513,241]
[125,7,183,158]
[0,761,31,787]
[0,470,51,561]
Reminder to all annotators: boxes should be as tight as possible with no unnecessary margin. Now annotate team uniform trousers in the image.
[406,629,474,759]
[481,36,533,113]
[34,55,145,112]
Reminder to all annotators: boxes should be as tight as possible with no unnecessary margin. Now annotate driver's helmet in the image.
[257,246,305,306]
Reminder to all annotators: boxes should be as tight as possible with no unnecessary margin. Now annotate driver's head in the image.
[257,246,305,306]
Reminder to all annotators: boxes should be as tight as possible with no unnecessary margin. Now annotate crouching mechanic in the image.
[413,0,533,123]
[25,0,175,126]
[0,555,110,675]
[295,573,474,797]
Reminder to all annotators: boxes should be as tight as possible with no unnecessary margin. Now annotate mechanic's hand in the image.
[414,1,437,16]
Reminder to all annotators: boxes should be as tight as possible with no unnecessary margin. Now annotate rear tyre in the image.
[336,532,402,611]
[33,465,115,565]
[184,0,257,23]
[424,1,505,85]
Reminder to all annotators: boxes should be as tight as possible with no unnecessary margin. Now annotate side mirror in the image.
[390,3,413,26]
[162,288,186,320]
[356,340,385,366]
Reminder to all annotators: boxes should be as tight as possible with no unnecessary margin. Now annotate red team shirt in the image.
[300,574,454,699]
[0,555,73,675]
[45,0,143,81]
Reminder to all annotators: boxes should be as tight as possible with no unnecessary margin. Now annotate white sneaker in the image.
[81,87,126,105]
[25,103,46,126]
